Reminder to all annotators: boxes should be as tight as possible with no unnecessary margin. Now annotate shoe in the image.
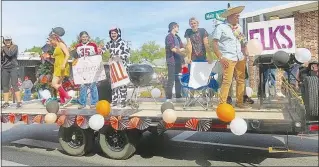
[62,97,73,107]
[244,95,254,104]
[16,102,22,109]
[227,96,232,104]
[78,105,86,109]
[90,105,96,109]
[235,103,252,109]
[1,102,10,109]
[166,99,172,103]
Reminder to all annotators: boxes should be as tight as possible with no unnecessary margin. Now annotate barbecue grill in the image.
[127,64,155,109]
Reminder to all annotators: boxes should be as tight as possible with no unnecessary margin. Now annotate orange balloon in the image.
[216,103,235,122]
[96,100,111,117]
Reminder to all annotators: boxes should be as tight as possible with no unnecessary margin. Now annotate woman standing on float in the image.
[101,27,131,108]
[75,31,100,109]
[48,31,73,107]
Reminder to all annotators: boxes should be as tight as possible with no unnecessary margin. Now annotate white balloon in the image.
[247,39,263,56]
[67,90,76,97]
[162,109,177,123]
[89,114,105,131]
[295,48,312,63]
[230,117,248,136]
[39,89,51,99]
[151,88,161,98]
[245,87,253,97]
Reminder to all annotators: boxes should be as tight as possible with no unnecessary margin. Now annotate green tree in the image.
[129,41,165,63]
[25,46,43,55]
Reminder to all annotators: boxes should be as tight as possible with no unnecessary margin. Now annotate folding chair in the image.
[180,60,218,110]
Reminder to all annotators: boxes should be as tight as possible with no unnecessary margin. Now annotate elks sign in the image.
[248,18,296,54]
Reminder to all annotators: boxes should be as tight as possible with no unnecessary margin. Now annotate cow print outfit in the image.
[103,28,130,108]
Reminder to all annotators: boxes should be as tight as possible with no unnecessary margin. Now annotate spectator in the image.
[1,35,22,108]
[21,76,33,101]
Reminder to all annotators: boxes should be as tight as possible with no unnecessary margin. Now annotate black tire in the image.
[98,127,140,160]
[303,76,319,117]
[58,126,95,156]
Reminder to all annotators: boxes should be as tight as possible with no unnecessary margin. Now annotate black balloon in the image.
[161,102,175,113]
[46,100,60,114]
[273,51,290,67]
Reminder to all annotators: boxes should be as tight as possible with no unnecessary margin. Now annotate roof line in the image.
[240,1,318,18]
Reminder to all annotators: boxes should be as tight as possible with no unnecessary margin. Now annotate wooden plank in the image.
[130,110,287,120]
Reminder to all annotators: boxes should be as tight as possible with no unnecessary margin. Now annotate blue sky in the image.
[2,1,291,52]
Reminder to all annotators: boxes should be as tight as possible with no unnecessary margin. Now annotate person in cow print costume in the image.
[101,27,130,108]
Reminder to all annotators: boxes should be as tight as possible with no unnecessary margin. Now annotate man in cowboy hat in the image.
[212,4,251,108]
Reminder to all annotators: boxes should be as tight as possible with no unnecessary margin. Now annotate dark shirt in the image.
[165,33,184,65]
[184,28,208,58]
[1,45,19,69]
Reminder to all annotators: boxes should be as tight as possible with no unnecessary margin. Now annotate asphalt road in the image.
[1,122,318,166]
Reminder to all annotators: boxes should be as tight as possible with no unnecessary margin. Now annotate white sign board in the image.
[248,18,295,54]
[72,55,106,85]
[188,61,216,89]
[109,60,130,89]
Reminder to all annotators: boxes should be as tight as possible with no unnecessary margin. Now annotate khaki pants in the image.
[219,58,246,104]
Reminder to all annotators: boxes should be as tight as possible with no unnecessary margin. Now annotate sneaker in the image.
[235,103,252,109]
[90,105,96,109]
[78,105,86,109]
[62,97,73,107]
[244,95,254,104]
[1,102,10,109]
[227,96,232,104]
[16,102,22,109]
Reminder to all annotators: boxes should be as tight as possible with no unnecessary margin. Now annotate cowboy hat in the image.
[220,3,245,18]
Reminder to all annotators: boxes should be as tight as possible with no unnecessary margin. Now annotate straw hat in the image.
[220,3,245,18]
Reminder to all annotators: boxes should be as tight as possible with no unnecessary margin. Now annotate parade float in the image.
[1,22,318,160]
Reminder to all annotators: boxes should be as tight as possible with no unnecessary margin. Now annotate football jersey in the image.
[75,42,98,57]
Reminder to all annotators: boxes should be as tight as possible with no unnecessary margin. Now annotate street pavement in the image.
[1,121,318,166]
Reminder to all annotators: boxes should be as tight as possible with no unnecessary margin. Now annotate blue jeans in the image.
[23,89,32,101]
[78,82,99,106]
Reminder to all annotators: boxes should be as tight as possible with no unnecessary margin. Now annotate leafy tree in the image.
[129,41,165,64]
[25,46,43,55]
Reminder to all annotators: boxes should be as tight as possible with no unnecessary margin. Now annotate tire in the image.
[58,126,95,156]
[303,76,319,117]
[98,127,140,160]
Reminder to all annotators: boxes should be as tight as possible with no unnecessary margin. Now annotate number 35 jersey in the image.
[75,42,99,57]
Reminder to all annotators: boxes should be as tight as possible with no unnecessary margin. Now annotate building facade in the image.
[239,1,318,90]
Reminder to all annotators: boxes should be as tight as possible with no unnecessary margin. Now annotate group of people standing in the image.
[46,27,130,109]
[164,5,252,108]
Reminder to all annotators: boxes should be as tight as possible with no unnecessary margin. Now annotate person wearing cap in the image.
[212,4,250,108]
[1,35,23,108]
[21,76,34,101]
[165,22,186,102]
[101,27,131,108]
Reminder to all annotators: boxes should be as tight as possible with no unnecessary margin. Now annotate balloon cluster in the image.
[44,100,59,124]
[161,102,177,124]
[89,100,111,131]
[216,103,247,136]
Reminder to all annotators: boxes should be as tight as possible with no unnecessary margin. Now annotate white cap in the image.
[3,36,12,40]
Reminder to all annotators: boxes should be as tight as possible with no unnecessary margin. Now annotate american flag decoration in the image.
[110,116,119,130]
[32,115,44,124]
[128,117,140,129]
[157,120,166,135]
[118,117,130,130]
[197,119,212,132]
